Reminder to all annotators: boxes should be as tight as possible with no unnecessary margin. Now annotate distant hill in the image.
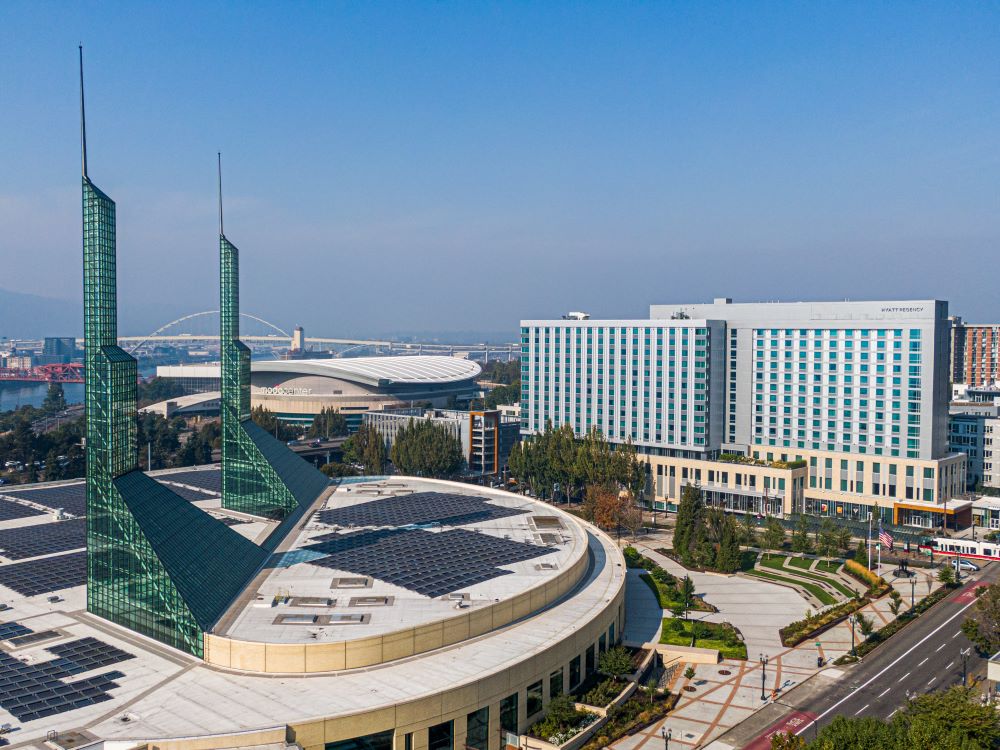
[0,287,81,339]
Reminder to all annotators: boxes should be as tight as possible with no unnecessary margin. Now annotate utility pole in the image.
[961,647,971,686]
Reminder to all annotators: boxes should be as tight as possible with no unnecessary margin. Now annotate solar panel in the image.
[1,484,86,516]
[0,498,46,522]
[0,636,132,722]
[154,482,217,503]
[304,527,555,598]
[0,519,86,560]
[0,551,87,597]
[316,492,528,529]
[0,621,32,640]
[154,469,222,494]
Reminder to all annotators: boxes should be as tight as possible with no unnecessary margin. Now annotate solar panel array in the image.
[0,469,225,519]
[316,491,528,529]
[156,482,217,503]
[0,621,31,640]
[1,484,86,516]
[0,636,133,722]
[0,551,87,597]
[0,519,86,560]
[0,499,46,522]
[305,527,555,598]
[158,470,222,495]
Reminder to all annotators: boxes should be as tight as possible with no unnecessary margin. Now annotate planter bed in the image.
[659,618,747,660]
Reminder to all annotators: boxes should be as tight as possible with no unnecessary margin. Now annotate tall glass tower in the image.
[218,156,329,523]
[81,51,268,658]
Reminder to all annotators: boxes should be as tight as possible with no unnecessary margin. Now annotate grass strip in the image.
[760,556,856,599]
[786,556,814,571]
[814,559,843,575]
[746,569,837,606]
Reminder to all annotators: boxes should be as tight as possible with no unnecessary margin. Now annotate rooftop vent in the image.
[562,311,590,320]
[349,596,394,607]
[330,576,373,589]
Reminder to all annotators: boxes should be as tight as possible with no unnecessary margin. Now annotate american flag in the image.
[879,527,893,551]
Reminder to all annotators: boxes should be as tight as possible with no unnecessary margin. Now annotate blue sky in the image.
[1,2,998,337]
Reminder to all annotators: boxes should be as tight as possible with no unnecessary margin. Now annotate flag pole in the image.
[868,511,872,570]
[877,519,882,573]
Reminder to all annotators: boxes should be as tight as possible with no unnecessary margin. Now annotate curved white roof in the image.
[252,355,481,386]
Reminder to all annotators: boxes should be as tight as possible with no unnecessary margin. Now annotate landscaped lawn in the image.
[659,618,748,660]
[758,556,856,599]
[745,569,837,606]
[787,556,814,571]
[815,559,843,575]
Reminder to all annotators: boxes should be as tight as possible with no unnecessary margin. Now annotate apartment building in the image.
[522,299,970,529]
[951,319,1000,387]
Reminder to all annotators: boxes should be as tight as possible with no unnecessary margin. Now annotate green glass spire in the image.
[218,156,309,520]
[82,54,268,658]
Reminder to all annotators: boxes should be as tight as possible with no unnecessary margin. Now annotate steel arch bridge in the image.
[125,311,290,353]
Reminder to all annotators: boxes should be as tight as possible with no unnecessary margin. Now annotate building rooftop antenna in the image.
[217,152,224,237]
[79,45,87,179]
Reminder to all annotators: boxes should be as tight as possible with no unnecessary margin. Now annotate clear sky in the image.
[1,2,998,338]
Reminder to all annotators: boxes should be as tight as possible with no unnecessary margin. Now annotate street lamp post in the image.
[661,727,672,750]
[910,577,916,612]
[759,653,769,701]
[850,615,857,656]
[962,647,971,686]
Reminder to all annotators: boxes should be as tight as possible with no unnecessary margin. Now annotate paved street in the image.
[716,563,998,749]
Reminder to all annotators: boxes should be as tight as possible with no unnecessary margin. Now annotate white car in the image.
[952,558,980,572]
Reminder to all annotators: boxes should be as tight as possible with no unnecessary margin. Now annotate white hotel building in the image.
[521,299,970,530]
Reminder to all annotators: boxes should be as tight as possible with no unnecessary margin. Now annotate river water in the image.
[0,382,85,411]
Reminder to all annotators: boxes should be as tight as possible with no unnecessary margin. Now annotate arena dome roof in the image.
[252,355,482,387]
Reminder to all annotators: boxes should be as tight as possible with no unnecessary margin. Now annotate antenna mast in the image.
[79,45,88,178]
[217,152,224,236]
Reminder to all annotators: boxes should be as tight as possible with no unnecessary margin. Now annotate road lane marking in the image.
[918,657,928,666]
[936,643,945,652]
[795,587,982,737]
[953,630,961,638]
[854,704,869,715]
[927,676,937,685]
[947,661,954,669]
[878,688,891,698]
[888,708,899,718]
[898,672,911,682]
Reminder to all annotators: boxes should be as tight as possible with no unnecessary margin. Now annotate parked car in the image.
[952,558,980,572]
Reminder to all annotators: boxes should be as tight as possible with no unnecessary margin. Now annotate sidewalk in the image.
[614,545,944,748]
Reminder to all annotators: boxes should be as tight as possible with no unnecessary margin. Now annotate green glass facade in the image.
[220,234,302,519]
[83,177,211,656]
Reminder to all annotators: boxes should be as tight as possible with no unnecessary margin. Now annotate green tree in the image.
[597,646,633,681]
[836,526,853,556]
[251,405,300,442]
[44,448,64,481]
[41,383,66,413]
[791,514,813,554]
[306,407,348,439]
[714,515,742,573]
[856,612,875,639]
[673,484,704,565]
[679,576,695,620]
[817,518,838,557]
[342,423,386,474]
[319,461,359,478]
[763,517,785,559]
[389,419,464,477]
[855,538,869,567]
[643,677,659,705]
[740,514,758,548]
[961,582,1000,653]
[888,589,903,618]
[938,564,956,586]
